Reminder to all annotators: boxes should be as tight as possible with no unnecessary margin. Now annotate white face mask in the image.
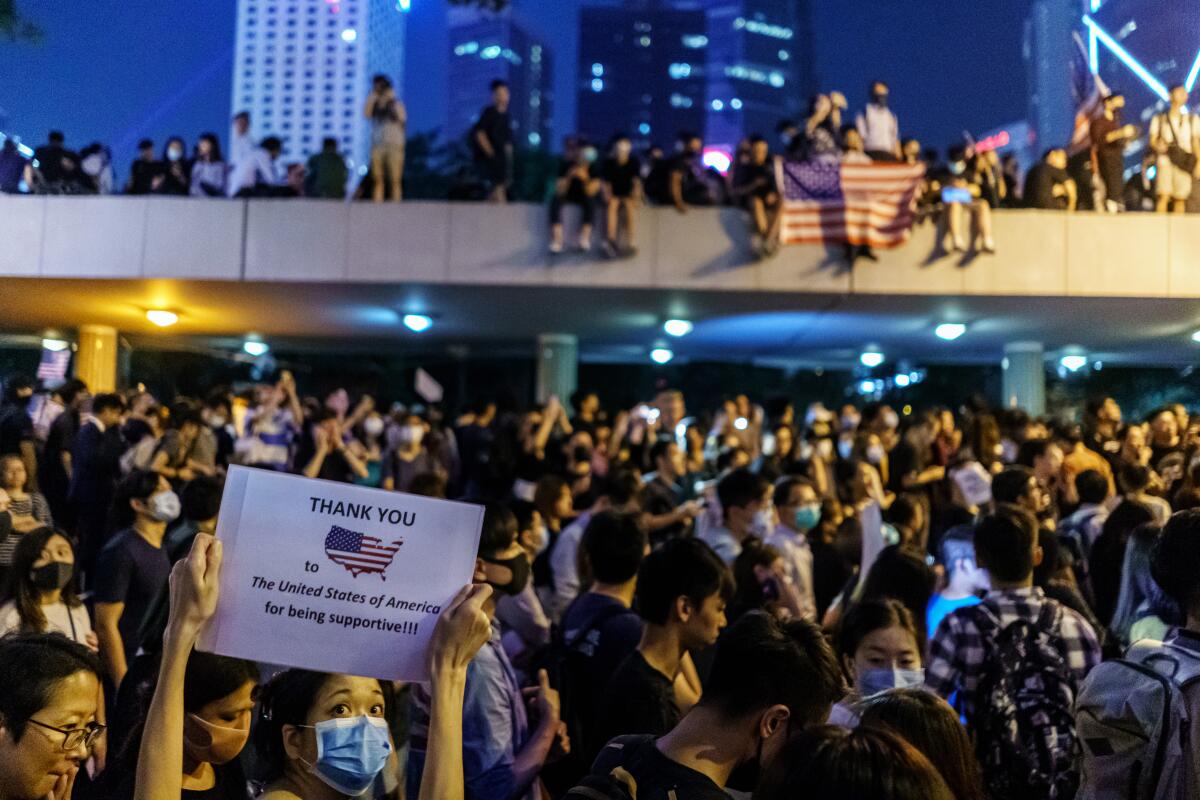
[148,490,181,523]
[751,509,774,537]
[837,439,854,460]
[882,410,900,430]
[167,147,183,162]
[867,444,886,465]
[397,425,424,446]
[363,417,385,437]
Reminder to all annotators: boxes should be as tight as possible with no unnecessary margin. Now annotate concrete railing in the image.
[3,195,1200,298]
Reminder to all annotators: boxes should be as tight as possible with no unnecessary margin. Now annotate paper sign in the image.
[415,368,444,404]
[197,466,483,681]
[858,501,886,589]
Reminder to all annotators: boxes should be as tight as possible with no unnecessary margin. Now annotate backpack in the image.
[971,601,1081,799]
[539,599,634,793]
[1074,638,1200,800]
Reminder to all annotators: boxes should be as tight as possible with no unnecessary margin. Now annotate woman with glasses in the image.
[0,632,104,800]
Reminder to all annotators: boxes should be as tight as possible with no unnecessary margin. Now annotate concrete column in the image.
[75,325,119,393]
[1002,341,1045,416]
[535,333,578,405]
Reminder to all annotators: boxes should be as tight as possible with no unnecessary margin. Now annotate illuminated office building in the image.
[231,0,407,172]
[577,0,813,151]
[447,8,554,150]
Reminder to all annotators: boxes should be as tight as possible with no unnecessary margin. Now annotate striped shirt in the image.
[0,493,52,565]
[925,586,1101,720]
[238,409,297,470]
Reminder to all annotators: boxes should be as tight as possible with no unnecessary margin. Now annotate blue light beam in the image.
[1082,15,1170,102]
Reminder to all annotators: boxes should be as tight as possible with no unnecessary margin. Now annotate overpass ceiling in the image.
[3,278,1200,368]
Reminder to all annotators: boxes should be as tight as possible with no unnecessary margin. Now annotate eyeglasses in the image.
[26,718,106,751]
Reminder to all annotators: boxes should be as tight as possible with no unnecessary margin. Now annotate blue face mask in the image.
[793,503,821,533]
[302,716,391,796]
[857,667,925,698]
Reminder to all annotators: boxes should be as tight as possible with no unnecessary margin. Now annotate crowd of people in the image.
[4,76,1197,260]
[3,365,1200,799]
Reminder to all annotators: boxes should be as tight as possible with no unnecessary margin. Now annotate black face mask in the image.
[484,553,530,596]
[872,93,888,108]
[31,561,74,592]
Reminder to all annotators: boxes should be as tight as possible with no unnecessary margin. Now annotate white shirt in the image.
[1151,110,1200,153]
[856,103,899,154]
[548,512,591,622]
[229,130,255,168]
[0,600,93,644]
[226,147,280,197]
[765,525,817,621]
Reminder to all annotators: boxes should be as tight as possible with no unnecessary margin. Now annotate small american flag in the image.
[36,348,71,382]
[778,158,925,249]
[324,525,403,579]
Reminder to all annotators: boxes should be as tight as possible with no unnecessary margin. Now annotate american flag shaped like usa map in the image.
[324,525,404,578]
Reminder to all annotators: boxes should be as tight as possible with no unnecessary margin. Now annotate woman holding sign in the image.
[134,533,493,800]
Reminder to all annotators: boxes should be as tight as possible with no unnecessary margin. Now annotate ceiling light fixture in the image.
[145,310,179,327]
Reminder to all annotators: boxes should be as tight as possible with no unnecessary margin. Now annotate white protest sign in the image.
[857,501,886,590]
[197,466,483,681]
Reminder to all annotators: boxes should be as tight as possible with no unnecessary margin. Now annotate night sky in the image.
[0,0,1033,170]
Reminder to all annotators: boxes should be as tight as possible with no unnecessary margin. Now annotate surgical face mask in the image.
[302,716,391,796]
[882,410,900,430]
[209,416,227,429]
[148,490,181,523]
[397,425,424,446]
[857,667,925,698]
[837,439,854,461]
[582,146,598,164]
[184,712,250,765]
[841,413,860,431]
[866,444,885,465]
[167,147,183,162]
[363,417,385,438]
[752,509,774,537]
[484,552,530,596]
[793,503,821,533]
[31,561,74,592]
[949,160,966,175]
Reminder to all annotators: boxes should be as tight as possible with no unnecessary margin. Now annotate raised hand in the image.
[166,533,223,643]
[427,584,493,677]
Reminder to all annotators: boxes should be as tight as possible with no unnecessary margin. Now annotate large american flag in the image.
[36,348,71,382]
[324,525,403,579]
[777,158,926,249]
[1068,29,1109,155]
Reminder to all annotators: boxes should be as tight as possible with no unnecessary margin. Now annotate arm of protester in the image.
[510,670,559,793]
[94,602,128,689]
[673,652,702,714]
[533,397,559,452]
[418,584,494,800]
[134,534,223,800]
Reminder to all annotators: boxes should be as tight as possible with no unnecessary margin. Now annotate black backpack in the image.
[971,601,1081,799]
[540,600,634,793]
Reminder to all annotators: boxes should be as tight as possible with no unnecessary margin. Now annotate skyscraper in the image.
[230,0,406,172]
[576,1,813,152]
[1025,0,1084,150]
[577,3,708,148]
[447,8,554,150]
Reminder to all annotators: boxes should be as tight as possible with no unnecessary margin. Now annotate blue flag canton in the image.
[783,160,844,202]
[325,525,364,552]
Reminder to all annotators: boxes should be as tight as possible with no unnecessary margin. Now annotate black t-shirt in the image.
[810,536,852,619]
[1025,163,1070,210]
[473,105,511,158]
[603,156,641,197]
[0,402,33,456]
[734,160,776,199]
[588,735,730,800]
[641,477,693,543]
[597,651,680,749]
[94,528,172,660]
[671,153,713,206]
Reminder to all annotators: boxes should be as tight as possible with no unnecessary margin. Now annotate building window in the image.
[591,78,604,92]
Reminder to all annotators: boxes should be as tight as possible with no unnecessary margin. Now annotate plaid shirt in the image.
[925,586,1101,719]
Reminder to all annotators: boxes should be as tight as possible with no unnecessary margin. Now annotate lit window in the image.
[682,34,707,48]
[592,62,604,77]
[769,72,785,88]
[730,98,743,109]
[638,35,651,47]
[778,49,790,61]
[711,99,724,111]
[591,78,604,92]
[638,122,651,135]
[528,132,541,146]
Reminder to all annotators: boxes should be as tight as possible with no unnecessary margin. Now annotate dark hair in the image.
[479,503,517,558]
[1152,509,1200,613]
[2,528,81,633]
[773,475,814,509]
[321,136,339,151]
[92,391,126,415]
[372,73,392,88]
[857,689,987,800]
[534,474,568,521]
[974,504,1039,583]
[196,132,224,162]
[49,130,65,144]
[1075,469,1109,505]
[1120,462,1152,493]
[859,546,936,645]
[582,510,647,585]
[161,136,186,161]
[184,651,259,713]
[756,725,955,800]
[701,613,844,729]
[836,598,919,666]
[255,670,334,779]
[181,476,223,522]
[111,469,163,530]
[886,494,921,531]
[717,468,768,518]
[490,78,509,91]
[57,379,88,405]
[408,471,447,499]
[169,400,203,429]
[731,538,783,615]
[261,136,283,153]
[1016,438,1054,468]
[0,633,101,741]
[649,439,676,467]
[992,465,1035,505]
[233,111,250,122]
[1175,487,1200,512]
[635,537,732,625]
[1170,83,1186,93]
